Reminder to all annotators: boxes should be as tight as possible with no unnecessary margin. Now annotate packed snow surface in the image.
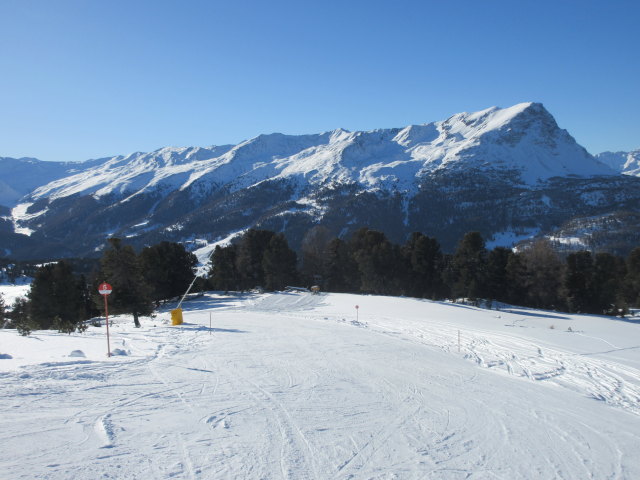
[1,292,639,479]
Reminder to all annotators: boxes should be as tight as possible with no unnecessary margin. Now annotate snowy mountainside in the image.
[2,102,638,260]
[596,149,640,176]
[0,156,103,207]
[20,102,614,206]
[28,145,234,203]
[518,211,640,256]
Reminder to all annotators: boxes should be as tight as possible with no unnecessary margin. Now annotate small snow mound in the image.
[69,350,86,358]
[0,353,13,359]
[110,348,128,356]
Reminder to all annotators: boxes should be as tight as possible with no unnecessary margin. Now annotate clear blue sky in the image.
[1,0,638,162]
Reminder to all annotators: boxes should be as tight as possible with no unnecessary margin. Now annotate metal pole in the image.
[209,312,212,335]
[104,294,111,357]
[177,275,199,310]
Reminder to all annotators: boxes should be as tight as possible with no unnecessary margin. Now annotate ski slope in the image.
[1,292,639,479]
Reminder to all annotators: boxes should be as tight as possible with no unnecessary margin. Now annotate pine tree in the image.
[324,238,359,293]
[10,298,31,335]
[403,232,445,299]
[235,229,276,290]
[485,247,513,305]
[349,228,399,295]
[262,234,298,291]
[625,247,640,307]
[299,226,333,286]
[520,239,564,310]
[140,241,197,303]
[564,251,595,313]
[79,274,100,321]
[592,252,626,315]
[0,294,5,328]
[29,261,86,331]
[505,252,528,306]
[99,238,153,328]
[449,232,487,301]
[209,244,240,292]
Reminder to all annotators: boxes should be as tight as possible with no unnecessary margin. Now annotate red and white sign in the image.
[98,282,113,295]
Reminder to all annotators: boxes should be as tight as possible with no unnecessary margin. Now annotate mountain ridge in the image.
[1,102,638,260]
[596,149,640,176]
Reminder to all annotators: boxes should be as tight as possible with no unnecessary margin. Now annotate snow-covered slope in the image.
[0,157,103,207]
[596,149,640,176]
[1,291,639,479]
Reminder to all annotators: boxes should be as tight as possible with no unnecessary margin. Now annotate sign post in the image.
[355,304,359,323]
[98,282,113,357]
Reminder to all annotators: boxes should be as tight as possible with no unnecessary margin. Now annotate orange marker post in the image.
[98,282,113,357]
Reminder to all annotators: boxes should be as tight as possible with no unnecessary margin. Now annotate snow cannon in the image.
[171,308,183,326]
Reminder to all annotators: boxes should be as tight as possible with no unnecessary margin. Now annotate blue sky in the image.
[1,0,638,162]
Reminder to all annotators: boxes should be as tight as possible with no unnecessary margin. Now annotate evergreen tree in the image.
[564,251,595,313]
[324,238,359,293]
[140,241,197,302]
[99,238,153,328]
[28,261,86,330]
[209,244,240,292]
[349,228,400,295]
[593,252,626,315]
[520,239,564,310]
[299,226,333,286]
[0,294,5,328]
[402,232,445,299]
[485,247,513,305]
[449,232,487,301]
[262,234,298,291]
[235,229,276,290]
[505,252,528,306]
[10,298,31,335]
[625,247,640,307]
[79,274,100,321]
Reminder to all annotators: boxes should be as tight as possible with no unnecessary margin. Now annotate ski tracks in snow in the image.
[2,293,640,479]
[316,309,640,418]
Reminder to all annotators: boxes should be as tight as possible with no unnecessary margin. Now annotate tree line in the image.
[2,227,640,334]
[210,226,640,315]
[2,238,197,335]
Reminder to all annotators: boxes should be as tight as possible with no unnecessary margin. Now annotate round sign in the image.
[355,305,359,309]
[98,282,113,295]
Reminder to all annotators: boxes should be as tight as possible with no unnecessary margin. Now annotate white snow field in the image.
[1,292,639,479]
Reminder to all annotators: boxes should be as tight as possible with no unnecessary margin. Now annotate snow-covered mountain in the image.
[15,102,614,205]
[1,102,638,260]
[596,149,640,176]
[0,156,104,207]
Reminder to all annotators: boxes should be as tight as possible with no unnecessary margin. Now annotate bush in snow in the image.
[53,315,76,335]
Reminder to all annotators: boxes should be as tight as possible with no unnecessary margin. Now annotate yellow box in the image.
[171,308,183,326]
